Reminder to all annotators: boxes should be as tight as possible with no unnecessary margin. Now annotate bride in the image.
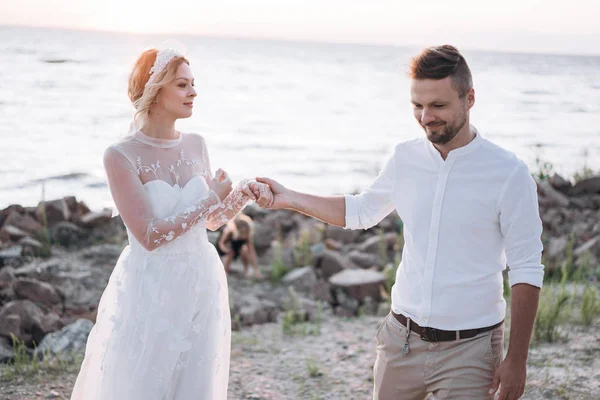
[70,47,272,399]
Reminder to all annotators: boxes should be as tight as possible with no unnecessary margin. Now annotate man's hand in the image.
[243,181,274,208]
[489,356,527,400]
[255,177,289,210]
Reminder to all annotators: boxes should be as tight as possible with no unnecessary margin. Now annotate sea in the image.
[1,25,600,211]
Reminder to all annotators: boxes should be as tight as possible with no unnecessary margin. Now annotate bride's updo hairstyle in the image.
[128,49,189,130]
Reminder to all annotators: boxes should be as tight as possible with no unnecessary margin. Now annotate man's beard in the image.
[422,113,467,146]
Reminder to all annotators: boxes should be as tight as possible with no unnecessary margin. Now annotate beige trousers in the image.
[373,312,504,400]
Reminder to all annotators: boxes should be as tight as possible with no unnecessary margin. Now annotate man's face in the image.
[410,76,474,146]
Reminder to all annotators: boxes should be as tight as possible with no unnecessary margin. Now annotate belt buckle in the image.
[420,327,438,342]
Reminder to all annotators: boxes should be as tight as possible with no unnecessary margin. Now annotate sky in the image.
[1,0,600,55]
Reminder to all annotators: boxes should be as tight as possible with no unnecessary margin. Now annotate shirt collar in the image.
[426,125,483,162]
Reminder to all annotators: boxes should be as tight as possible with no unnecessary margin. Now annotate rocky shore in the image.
[1,172,599,399]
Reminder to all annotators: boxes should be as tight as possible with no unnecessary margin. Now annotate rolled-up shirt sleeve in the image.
[345,146,397,230]
[498,161,545,288]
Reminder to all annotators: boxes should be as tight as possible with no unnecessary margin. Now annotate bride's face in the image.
[155,62,196,119]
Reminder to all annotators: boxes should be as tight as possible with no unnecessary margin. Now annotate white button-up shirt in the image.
[345,128,544,330]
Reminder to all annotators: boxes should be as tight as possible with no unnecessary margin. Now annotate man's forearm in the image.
[506,283,540,362]
[285,191,346,227]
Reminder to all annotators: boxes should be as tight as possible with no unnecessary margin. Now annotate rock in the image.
[3,209,44,235]
[0,300,64,344]
[311,280,333,304]
[36,199,70,226]
[50,221,86,247]
[537,180,570,208]
[252,210,300,250]
[79,209,112,228]
[347,250,385,269]
[237,297,279,326]
[252,216,279,250]
[0,204,26,227]
[0,335,14,363]
[569,177,600,196]
[325,225,362,243]
[549,173,572,193]
[376,212,402,233]
[323,238,343,251]
[241,204,269,219]
[329,269,385,304]
[34,318,93,360]
[334,306,356,318]
[19,236,45,257]
[11,250,114,310]
[1,225,29,241]
[63,196,79,214]
[281,266,317,293]
[0,246,23,268]
[568,195,600,210]
[77,201,92,216]
[357,232,398,256]
[12,278,62,305]
[313,250,355,280]
[0,266,16,289]
[0,314,21,339]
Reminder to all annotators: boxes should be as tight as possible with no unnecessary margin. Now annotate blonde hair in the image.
[226,214,255,238]
[127,49,190,130]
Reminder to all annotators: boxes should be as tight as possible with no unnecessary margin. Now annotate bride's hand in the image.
[210,169,233,200]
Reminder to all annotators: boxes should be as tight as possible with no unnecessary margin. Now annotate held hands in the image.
[253,177,288,210]
[242,181,274,208]
[210,169,233,201]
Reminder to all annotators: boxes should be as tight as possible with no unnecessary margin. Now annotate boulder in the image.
[313,250,355,279]
[281,266,317,293]
[34,318,93,360]
[329,269,386,304]
[3,210,43,235]
[12,278,62,305]
[36,199,71,226]
[569,177,600,196]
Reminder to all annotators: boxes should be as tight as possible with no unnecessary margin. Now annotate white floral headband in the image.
[145,48,184,88]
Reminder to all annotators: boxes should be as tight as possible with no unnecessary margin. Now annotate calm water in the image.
[1,26,600,211]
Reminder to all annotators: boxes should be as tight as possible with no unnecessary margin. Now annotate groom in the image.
[250,45,544,399]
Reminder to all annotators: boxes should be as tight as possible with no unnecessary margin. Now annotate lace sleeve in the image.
[103,147,223,251]
[206,179,254,231]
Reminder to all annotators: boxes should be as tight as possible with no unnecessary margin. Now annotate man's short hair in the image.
[409,45,473,98]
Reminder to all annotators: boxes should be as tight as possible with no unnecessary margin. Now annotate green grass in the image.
[581,285,600,326]
[305,357,323,378]
[270,241,290,283]
[534,283,569,343]
[0,335,82,382]
[281,288,323,336]
[293,230,313,267]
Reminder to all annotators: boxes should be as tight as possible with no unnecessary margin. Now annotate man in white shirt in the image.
[254,45,543,400]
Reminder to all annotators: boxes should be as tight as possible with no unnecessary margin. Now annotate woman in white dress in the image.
[70,47,272,400]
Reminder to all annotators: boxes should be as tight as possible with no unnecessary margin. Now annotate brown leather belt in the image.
[392,311,504,342]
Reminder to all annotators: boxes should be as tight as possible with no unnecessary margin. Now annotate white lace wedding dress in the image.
[71,130,254,400]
